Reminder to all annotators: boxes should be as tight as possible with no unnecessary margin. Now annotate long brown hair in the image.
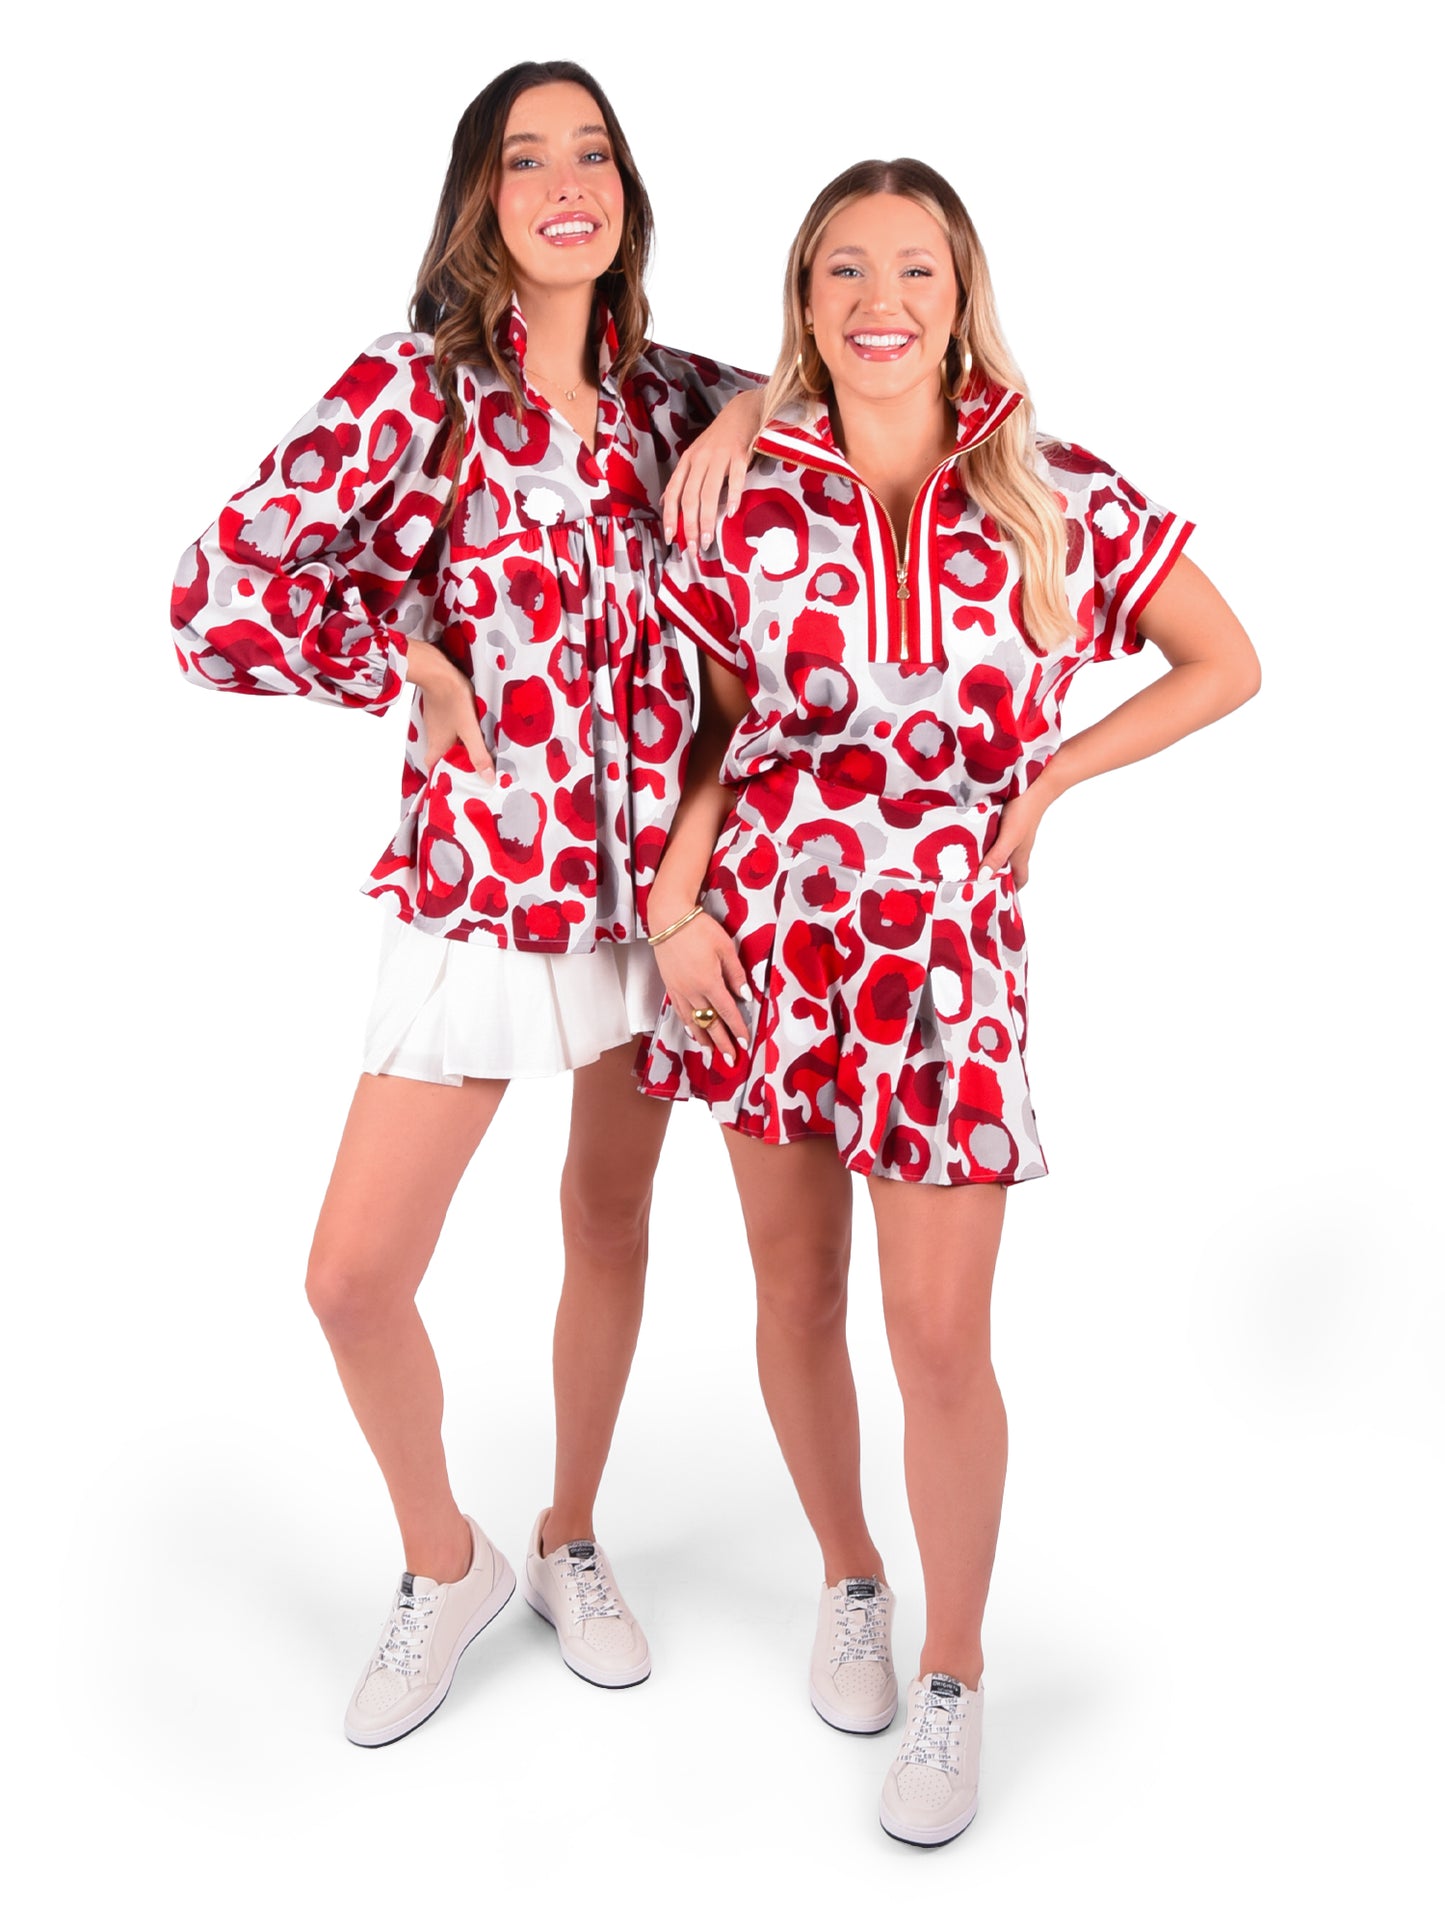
[411,61,654,475]
[759,158,1078,652]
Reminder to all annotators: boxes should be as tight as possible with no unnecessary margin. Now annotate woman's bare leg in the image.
[868,1177,1008,1690]
[724,1131,886,1584]
[305,1071,507,1583]
[542,1040,672,1553]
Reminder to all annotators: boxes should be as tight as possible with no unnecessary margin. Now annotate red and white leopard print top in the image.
[172,301,756,953]
[658,382,1194,822]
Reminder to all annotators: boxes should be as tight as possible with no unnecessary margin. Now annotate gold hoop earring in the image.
[795,349,814,394]
[942,339,972,403]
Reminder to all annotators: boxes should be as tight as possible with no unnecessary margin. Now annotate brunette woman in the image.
[642,159,1259,1842]
[171,61,759,1745]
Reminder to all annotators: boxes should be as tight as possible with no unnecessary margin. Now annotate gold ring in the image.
[691,1006,717,1028]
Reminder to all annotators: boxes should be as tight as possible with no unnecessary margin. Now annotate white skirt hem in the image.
[362,913,665,1085]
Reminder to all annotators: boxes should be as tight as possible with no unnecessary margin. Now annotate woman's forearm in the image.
[648,719,738,929]
[1036,654,1257,801]
[404,637,453,691]
[1036,557,1260,803]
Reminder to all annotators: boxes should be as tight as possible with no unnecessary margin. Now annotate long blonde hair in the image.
[758,159,1078,653]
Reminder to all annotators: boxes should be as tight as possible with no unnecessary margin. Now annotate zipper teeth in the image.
[890,461,951,657]
[757,418,1012,664]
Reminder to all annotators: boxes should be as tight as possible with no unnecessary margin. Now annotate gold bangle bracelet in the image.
[646,904,705,947]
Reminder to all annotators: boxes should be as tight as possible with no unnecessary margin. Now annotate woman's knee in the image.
[304,1247,403,1344]
[558,1171,652,1273]
[885,1289,994,1405]
[754,1238,850,1337]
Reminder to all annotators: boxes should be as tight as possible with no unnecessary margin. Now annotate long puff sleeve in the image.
[171,334,455,713]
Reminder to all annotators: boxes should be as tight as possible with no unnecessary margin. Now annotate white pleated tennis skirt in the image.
[362,913,666,1085]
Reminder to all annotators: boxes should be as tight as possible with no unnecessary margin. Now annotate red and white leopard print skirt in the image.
[635,770,1047,1186]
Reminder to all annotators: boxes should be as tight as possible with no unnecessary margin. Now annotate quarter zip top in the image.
[753,379,1023,664]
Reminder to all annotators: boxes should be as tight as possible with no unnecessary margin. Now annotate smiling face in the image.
[806,193,961,408]
[493,81,625,298]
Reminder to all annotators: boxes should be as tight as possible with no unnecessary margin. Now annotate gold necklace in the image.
[527,362,591,403]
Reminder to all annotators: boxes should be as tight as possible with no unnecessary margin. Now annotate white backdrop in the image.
[5,1,1439,1917]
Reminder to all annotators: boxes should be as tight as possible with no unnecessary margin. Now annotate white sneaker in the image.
[879,1673,984,1846]
[522,1512,651,1688]
[344,1516,514,1747]
[809,1576,898,1733]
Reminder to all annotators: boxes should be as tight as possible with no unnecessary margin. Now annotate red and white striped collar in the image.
[754,377,1024,477]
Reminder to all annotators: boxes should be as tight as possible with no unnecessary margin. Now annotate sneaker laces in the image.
[832,1585,891,1668]
[558,1542,622,1624]
[371,1578,439,1681]
[898,1680,966,1776]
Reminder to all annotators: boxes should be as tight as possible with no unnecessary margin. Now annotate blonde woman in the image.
[171,60,759,1745]
[641,158,1259,1843]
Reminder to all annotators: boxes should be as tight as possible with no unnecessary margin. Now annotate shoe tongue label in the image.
[399,1573,415,1599]
[846,1580,877,1600]
[567,1541,596,1561]
[929,1674,961,1697]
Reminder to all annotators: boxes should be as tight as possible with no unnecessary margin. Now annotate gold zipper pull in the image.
[896,565,910,601]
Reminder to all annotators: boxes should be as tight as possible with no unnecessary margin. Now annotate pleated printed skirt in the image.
[635,769,1048,1186]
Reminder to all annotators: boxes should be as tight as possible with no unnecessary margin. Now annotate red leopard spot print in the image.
[173,303,759,953]
[637,389,1193,1183]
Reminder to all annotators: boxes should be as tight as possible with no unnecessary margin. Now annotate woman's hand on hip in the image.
[651,910,751,1064]
[979,785,1052,886]
[406,640,495,783]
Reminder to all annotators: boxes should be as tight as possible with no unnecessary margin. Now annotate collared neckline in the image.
[754,375,1024,479]
[501,295,622,394]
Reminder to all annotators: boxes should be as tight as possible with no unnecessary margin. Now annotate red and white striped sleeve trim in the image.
[657,569,747,675]
[1097,512,1196,658]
